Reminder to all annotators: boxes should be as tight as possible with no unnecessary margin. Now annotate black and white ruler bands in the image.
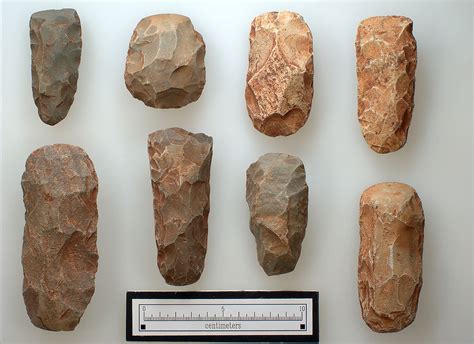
[126,290,319,342]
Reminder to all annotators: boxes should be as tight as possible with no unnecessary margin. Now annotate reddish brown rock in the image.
[21,144,98,331]
[358,182,424,332]
[148,128,212,285]
[246,153,308,275]
[125,14,206,108]
[30,9,82,125]
[356,16,417,153]
[245,11,313,137]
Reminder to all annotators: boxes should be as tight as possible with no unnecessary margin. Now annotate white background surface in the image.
[1,0,473,343]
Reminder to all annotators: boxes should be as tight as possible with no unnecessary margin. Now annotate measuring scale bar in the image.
[127,291,318,342]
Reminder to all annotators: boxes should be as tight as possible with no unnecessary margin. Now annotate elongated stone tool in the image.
[356,16,417,153]
[148,128,212,285]
[30,9,82,125]
[358,182,424,332]
[22,144,98,331]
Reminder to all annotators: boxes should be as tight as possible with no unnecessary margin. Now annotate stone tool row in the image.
[21,129,424,333]
[30,9,416,153]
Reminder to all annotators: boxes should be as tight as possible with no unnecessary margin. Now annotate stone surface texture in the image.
[30,9,82,126]
[148,128,212,285]
[21,144,98,331]
[356,16,417,153]
[245,11,313,137]
[358,182,424,333]
[246,153,308,275]
[125,14,206,108]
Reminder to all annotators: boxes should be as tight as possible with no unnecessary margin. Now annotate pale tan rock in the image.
[21,144,98,331]
[358,182,424,332]
[245,11,313,136]
[125,14,205,108]
[356,16,417,153]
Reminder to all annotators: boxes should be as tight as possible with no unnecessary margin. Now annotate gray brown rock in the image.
[125,14,206,108]
[246,153,308,275]
[148,128,212,285]
[30,9,82,125]
[358,182,424,332]
[356,16,417,153]
[21,144,98,331]
[245,11,313,137]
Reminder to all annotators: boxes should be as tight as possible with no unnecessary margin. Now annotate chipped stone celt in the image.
[125,14,206,108]
[358,182,424,332]
[22,144,98,331]
[148,128,212,285]
[245,11,314,137]
[246,153,308,275]
[356,16,417,153]
[30,9,82,125]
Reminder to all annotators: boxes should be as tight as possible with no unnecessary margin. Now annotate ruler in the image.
[126,290,318,342]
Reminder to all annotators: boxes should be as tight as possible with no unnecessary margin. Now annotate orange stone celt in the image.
[356,16,417,153]
[358,182,424,332]
[245,11,314,136]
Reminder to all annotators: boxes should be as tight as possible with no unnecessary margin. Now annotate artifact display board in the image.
[1,0,473,343]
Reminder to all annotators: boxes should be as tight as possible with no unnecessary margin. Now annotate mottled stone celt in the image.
[30,9,82,125]
[246,153,308,275]
[148,128,212,285]
[245,11,314,136]
[22,144,98,331]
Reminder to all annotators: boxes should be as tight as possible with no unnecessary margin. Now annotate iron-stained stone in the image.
[22,144,98,331]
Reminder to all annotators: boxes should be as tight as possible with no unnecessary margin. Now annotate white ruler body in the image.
[131,297,313,337]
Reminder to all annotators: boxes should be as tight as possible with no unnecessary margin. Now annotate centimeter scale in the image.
[126,290,319,342]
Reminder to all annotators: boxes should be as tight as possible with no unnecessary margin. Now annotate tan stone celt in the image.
[356,16,417,153]
[358,182,424,332]
[245,11,313,136]
[125,14,206,108]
